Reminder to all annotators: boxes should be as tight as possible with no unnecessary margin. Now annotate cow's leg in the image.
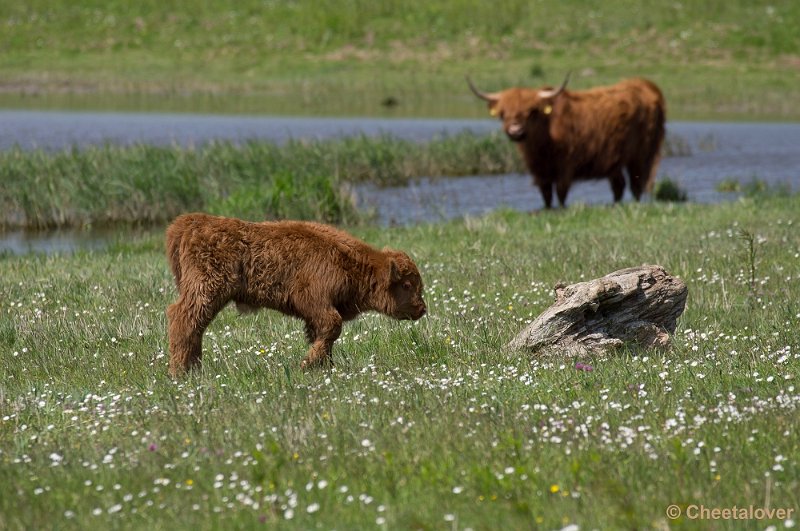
[537,181,554,209]
[627,164,645,201]
[300,307,343,370]
[629,150,662,200]
[167,290,226,377]
[610,169,626,202]
[556,177,572,207]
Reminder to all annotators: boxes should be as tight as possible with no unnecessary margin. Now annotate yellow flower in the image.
[714,474,721,481]
[292,452,300,460]
[185,479,193,486]
[550,484,560,494]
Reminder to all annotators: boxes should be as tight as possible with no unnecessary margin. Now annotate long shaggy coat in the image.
[468,76,666,208]
[165,213,426,376]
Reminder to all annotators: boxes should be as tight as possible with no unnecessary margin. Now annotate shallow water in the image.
[0,110,495,150]
[1,114,799,253]
[0,228,114,256]
[358,122,800,225]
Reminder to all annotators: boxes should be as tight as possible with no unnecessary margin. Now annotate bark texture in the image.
[508,265,687,355]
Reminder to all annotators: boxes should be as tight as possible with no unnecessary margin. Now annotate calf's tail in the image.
[165,221,185,289]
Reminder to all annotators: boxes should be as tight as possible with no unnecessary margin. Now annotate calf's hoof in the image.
[300,356,333,371]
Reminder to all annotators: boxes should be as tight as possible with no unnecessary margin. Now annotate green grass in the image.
[2,197,800,529]
[1,0,799,119]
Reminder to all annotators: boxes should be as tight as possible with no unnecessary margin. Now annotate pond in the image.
[1,113,799,253]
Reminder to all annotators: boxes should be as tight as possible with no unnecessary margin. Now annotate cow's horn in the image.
[466,76,499,102]
[538,71,572,99]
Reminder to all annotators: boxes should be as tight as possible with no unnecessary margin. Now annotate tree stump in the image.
[508,265,687,355]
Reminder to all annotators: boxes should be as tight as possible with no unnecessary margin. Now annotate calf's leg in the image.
[299,308,343,370]
[167,292,226,377]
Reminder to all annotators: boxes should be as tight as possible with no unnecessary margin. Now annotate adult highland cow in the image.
[165,213,426,376]
[467,74,666,208]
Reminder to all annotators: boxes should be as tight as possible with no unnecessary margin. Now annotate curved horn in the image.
[538,71,572,99]
[465,75,500,102]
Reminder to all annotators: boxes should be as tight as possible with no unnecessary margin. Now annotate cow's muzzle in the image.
[506,124,526,142]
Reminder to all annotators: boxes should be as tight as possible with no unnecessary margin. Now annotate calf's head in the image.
[382,250,426,320]
[466,74,570,142]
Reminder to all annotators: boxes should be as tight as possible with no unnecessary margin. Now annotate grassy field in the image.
[1,0,799,119]
[2,196,799,529]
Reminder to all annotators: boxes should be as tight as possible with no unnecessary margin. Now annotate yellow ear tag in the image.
[543,104,553,115]
[490,108,498,117]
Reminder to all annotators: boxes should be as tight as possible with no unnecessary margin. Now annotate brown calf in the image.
[165,213,426,376]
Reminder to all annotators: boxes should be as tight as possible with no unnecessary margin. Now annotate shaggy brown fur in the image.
[165,213,426,376]
[468,76,666,208]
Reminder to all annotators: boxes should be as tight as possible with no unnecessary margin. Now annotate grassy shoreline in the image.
[0,132,702,230]
[2,197,799,529]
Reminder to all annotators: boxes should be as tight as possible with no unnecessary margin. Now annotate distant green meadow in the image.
[2,197,799,529]
[1,0,799,119]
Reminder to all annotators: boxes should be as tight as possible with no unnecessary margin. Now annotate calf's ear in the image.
[389,259,402,283]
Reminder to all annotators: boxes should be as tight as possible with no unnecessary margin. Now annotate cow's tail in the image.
[645,140,663,194]
[165,217,185,289]
[645,91,667,194]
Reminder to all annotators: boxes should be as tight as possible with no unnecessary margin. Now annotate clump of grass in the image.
[716,178,741,193]
[662,134,692,157]
[653,176,688,202]
[529,63,546,79]
[742,178,791,199]
[716,177,791,199]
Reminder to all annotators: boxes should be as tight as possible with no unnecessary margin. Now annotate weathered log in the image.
[508,265,687,355]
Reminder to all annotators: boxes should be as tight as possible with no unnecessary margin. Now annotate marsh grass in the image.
[653,177,689,203]
[2,197,799,529]
[0,132,523,228]
[1,131,693,229]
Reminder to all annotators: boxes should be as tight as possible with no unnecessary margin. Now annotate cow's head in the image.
[466,74,570,142]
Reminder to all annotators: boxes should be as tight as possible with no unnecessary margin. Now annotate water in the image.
[359,122,800,225]
[0,228,115,256]
[0,110,495,151]
[1,113,799,253]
